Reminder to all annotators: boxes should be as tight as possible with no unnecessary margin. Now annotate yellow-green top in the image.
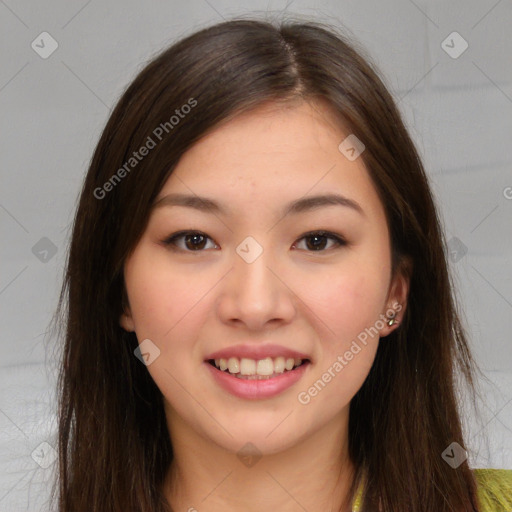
[351,468,512,511]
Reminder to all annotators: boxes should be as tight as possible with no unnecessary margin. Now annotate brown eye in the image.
[163,231,217,252]
[294,231,346,252]
[183,233,208,250]
[162,230,346,253]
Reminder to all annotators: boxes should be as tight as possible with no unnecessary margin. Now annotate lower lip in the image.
[204,361,310,400]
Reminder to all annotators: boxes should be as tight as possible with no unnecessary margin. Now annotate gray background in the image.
[1,0,511,510]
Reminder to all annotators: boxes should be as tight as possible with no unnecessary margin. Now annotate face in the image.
[120,100,409,455]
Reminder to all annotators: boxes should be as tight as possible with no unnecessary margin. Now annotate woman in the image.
[49,17,512,511]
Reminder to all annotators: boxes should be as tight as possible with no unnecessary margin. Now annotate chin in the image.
[206,419,308,457]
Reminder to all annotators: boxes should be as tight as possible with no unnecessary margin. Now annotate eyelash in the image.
[161,230,347,253]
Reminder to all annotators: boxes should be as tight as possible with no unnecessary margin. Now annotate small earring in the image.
[387,312,399,327]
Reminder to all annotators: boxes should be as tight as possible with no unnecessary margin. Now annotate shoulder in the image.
[473,468,512,511]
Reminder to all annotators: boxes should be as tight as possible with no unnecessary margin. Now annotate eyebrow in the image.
[152,192,365,218]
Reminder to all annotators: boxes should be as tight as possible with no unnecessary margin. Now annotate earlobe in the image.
[380,256,413,337]
[120,285,135,332]
[119,311,135,332]
[380,302,404,338]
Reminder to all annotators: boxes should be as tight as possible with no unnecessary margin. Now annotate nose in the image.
[215,241,296,331]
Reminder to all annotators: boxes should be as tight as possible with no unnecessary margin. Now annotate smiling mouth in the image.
[207,356,310,380]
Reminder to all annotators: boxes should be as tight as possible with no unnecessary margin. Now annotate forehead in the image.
[154,100,385,223]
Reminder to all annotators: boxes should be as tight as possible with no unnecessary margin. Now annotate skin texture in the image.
[120,100,410,512]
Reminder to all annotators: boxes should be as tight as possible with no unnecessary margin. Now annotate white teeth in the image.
[285,358,295,371]
[256,357,274,376]
[227,357,240,374]
[240,358,256,375]
[273,356,285,373]
[212,356,306,376]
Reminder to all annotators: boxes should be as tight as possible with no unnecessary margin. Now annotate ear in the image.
[120,309,135,332]
[379,256,413,338]
[119,288,135,332]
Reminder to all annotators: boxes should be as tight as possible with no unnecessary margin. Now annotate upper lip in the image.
[205,344,311,362]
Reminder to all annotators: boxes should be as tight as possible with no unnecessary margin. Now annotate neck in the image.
[162,409,356,512]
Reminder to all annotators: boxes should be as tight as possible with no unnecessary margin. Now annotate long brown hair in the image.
[48,16,488,511]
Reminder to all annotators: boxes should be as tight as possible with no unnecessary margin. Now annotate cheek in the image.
[124,254,208,395]
[301,271,383,410]
[124,249,202,343]
[307,262,386,342]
